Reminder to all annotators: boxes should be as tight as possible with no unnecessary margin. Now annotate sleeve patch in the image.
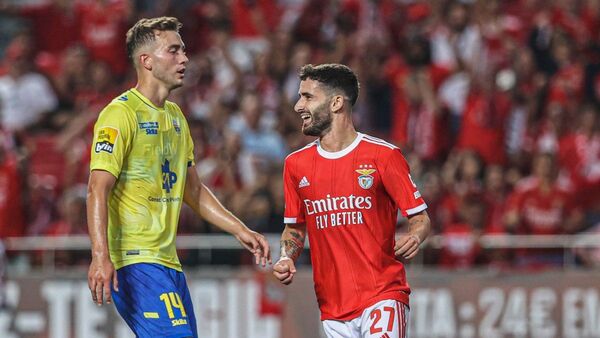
[94,126,119,153]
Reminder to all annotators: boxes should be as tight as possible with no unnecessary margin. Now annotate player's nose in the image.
[294,100,304,113]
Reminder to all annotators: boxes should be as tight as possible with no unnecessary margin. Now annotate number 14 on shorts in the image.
[160,292,188,326]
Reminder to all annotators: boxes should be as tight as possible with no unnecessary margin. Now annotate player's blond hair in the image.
[126,17,182,64]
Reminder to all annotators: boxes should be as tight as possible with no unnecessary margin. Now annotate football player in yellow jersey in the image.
[86,17,271,338]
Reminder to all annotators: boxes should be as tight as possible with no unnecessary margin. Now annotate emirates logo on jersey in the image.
[304,194,372,230]
[304,194,373,215]
[356,165,376,189]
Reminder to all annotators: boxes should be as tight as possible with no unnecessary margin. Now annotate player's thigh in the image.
[359,299,409,338]
[322,318,361,338]
[111,263,196,338]
[174,270,198,337]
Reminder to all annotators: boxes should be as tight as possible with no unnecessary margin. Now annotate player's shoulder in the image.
[165,100,184,115]
[360,133,399,153]
[285,140,318,163]
[102,90,137,114]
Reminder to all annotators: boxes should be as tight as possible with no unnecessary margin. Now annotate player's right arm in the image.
[86,100,134,305]
[273,222,306,285]
[273,157,306,285]
[87,170,119,305]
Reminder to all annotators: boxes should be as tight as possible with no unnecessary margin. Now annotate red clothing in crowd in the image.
[231,0,281,38]
[439,222,481,269]
[17,3,79,56]
[75,0,130,75]
[482,192,508,234]
[0,156,24,238]
[558,131,600,208]
[457,91,511,165]
[506,177,574,235]
[547,63,584,106]
[385,56,450,159]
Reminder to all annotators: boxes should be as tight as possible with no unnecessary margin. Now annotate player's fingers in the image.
[88,274,94,290]
[402,243,418,256]
[257,236,272,264]
[396,243,418,258]
[394,243,411,257]
[404,247,420,259]
[95,281,104,305]
[112,270,119,292]
[289,261,297,274]
[393,238,407,251]
[239,234,258,253]
[260,254,267,267]
[273,262,290,273]
[281,273,294,285]
[249,234,260,251]
[89,278,97,302]
[395,241,413,256]
[273,271,289,281]
[104,278,112,304]
[273,270,287,279]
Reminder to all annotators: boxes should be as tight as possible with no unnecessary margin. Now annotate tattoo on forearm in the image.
[408,218,424,227]
[281,230,305,261]
[408,214,430,243]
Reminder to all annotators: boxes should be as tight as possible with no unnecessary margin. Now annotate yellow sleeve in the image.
[185,120,195,168]
[89,102,136,178]
[172,103,195,167]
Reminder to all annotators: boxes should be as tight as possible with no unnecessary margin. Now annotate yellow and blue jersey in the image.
[90,88,194,271]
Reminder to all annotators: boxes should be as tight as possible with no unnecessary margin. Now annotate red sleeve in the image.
[505,189,524,214]
[380,149,427,217]
[283,157,305,224]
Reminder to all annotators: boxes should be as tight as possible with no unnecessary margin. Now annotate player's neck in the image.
[135,79,171,108]
[319,119,358,152]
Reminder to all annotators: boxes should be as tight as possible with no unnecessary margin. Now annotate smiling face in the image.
[144,30,188,90]
[294,79,334,137]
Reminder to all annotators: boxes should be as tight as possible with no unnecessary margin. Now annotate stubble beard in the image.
[155,68,182,91]
[302,102,333,137]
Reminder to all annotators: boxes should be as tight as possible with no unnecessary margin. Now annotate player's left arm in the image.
[183,166,271,266]
[380,148,432,259]
[394,210,431,259]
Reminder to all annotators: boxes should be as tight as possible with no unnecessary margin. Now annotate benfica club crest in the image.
[355,166,376,189]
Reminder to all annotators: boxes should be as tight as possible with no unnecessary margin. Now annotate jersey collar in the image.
[129,88,165,111]
[316,133,363,159]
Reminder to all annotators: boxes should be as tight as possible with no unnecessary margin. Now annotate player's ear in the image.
[139,53,152,71]
[330,95,344,113]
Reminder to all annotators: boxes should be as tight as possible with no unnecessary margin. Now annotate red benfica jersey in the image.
[507,177,572,235]
[283,133,427,320]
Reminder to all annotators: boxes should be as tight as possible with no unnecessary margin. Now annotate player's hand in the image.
[273,257,296,285]
[235,229,272,267]
[88,256,119,306]
[394,234,421,260]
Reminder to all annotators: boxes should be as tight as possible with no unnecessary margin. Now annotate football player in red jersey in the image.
[273,64,431,338]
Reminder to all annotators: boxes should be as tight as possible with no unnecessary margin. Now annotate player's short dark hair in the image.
[126,17,182,62]
[299,64,360,106]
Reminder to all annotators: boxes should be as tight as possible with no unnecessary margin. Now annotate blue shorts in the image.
[111,263,198,338]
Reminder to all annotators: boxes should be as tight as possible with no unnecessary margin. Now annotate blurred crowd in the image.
[0,0,598,269]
